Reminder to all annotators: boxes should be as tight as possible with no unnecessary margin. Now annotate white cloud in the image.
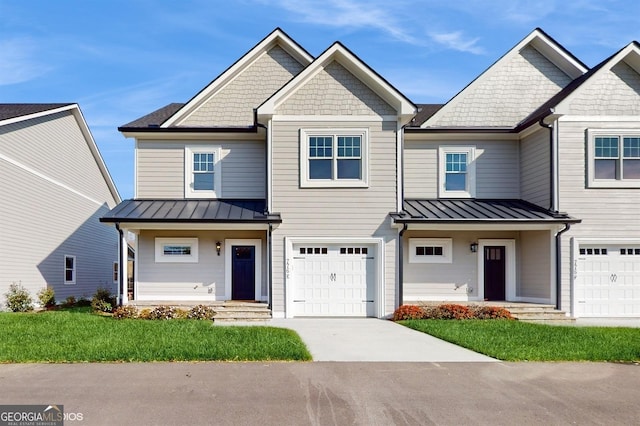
[0,38,52,85]
[430,31,484,55]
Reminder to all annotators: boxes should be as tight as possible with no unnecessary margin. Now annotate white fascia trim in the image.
[117,223,271,231]
[397,223,565,232]
[271,115,397,122]
[0,152,104,206]
[225,239,263,301]
[477,239,516,301]
[284,237,385,319]
[559,116,640,122]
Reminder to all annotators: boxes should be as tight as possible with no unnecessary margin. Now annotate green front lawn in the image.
[0,308,311,362]
[401,319,640,362]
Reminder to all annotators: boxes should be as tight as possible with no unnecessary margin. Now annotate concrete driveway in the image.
[268,318,496,362]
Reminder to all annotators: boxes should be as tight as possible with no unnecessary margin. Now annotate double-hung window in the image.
[301,129,369,187]
[588,130,640,187]
[185,146,222,198]
[439,146,476,198]
[64,255,76,284]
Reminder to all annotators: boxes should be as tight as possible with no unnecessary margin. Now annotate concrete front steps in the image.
[127,300,272,322]
[411,301,574,323]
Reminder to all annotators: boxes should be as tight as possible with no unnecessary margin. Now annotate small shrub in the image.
[91,287,116,313]
[138,308,152,320]
[62,296,76,308]
[427,304,474,320]
[112,305,138,319]
[4,282,34,312]
[148,305,178,320]
[175,308,188,319]
[76,298,91,307]
[470,305,515,320]
[187,305,216,320]
[393,304,426,321]
[37,287,56,308]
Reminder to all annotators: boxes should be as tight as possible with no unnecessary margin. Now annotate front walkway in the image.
[268,318,497,362]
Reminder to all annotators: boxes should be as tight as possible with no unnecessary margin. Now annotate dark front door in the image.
[484,246,506,300]
[232,246,255,300]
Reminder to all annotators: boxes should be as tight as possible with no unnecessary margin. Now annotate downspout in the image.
[115,223,124,307]
[398,223,408,307]
[539,116,556,212]
[555,223,571,310]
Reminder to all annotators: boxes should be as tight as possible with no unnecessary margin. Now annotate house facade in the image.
[1,104,121,306]
[102,28,640,318]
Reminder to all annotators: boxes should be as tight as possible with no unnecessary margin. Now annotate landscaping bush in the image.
[470,305,514,320]
[76,298,91,307]
[148,305,180,320]
[91,287,116,313]
[4,282,34,312]
[392,304,426,321]
[187,305,216,320]
[112,305,138,319]
[138,308,152,320]
[428,304,474,320]
[37,287,56,309]
[62,296,76,308]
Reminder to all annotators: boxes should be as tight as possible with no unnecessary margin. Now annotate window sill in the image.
[300,180,369,189]
[588,180,640,189]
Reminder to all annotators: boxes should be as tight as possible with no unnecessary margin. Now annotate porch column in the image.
[120,230,128,305]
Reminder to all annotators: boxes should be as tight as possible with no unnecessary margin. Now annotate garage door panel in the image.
[576,245,640,317]
[292,244,375,317]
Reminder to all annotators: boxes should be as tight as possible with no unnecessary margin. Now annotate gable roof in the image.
[257,41,416,124]
[119,103,184,130]
[421,28,588,129]
[0,103,120,203]
[161,28,314,128]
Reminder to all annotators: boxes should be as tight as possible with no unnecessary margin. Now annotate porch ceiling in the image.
[391,199,580,227]
[100,199,281,224]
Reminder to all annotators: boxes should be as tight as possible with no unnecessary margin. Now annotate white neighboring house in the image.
[0,103,121,307]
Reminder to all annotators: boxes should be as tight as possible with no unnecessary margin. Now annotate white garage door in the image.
[292,244,376,317]
[576,245,640,317]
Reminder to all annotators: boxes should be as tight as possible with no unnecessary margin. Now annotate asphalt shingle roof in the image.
[0,103,73,122]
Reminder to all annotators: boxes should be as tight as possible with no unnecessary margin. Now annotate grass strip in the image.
[401,319,640,362]
[0,309,311,362]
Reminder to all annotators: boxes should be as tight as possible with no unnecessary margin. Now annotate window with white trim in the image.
[439,146,475,198]
[409,238,453,263]
[300,129,369,187]
[155,238,199,263]
[587,130,640,188]
[113,261,119,283]
[64,255,76,284]
[185,146,222,197]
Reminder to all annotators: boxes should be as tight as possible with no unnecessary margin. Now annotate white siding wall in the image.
[136,230,266,300]
[136,139,265,199]
[403,139,520,199]
[0,111,119,306]
[520,128,551,208]
[557,118,640,312]
[270,120,398,316]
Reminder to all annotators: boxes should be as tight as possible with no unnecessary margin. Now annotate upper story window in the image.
[185,146,222,198]
[439,146,476,198]
[587,130,640,188]
[300,129,369,188]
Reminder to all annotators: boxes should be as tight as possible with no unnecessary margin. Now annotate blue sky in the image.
[2,0,640,199]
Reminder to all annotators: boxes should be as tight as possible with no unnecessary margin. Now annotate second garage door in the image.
[575,245,640,317]
[292,244,376,317]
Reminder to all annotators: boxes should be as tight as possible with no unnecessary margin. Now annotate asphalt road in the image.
[2,362,639,425]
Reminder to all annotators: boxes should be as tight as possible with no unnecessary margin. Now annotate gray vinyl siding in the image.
[557,118,640,312]
[403,230,553,302]
[136,230,266,300]
[520,128,551,208]
[270,120,398,317]
[136,140,265,199]
[0,111,119,306]
[403,139,520,199]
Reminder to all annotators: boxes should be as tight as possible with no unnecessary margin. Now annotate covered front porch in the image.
[392,199,580,307]
[100,199,281,306]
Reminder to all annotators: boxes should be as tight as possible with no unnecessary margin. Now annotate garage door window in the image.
[299,247,328,255]
[620,248,640,255]
[579,247,608,255]
[340,247,368,255]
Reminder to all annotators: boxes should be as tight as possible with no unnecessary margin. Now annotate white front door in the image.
[575,245,640,317]
[292,244,375,317]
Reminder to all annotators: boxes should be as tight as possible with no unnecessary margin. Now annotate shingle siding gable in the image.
[565,61,640,115]
[431,46,572,127]
[181,46,305,126]
[276,61,395,116]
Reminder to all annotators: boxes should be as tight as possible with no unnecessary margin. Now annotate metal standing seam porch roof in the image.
[100,199,281,223]
[391,199,579,224]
